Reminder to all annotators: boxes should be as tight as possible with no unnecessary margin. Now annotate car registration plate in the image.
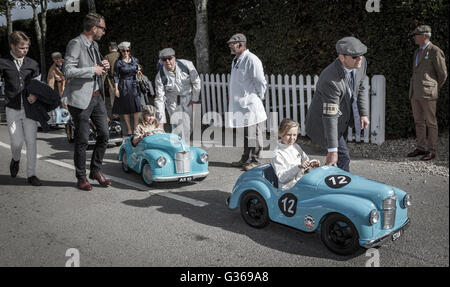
[392,230,402,241]
[179,176,193,183]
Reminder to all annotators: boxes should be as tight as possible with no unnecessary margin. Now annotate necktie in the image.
[17,59,23,68]
[90,43,102,87]
[233,57,239,69]
[349,71,361,136]
[416,48,423,66]
[90,43,101,65]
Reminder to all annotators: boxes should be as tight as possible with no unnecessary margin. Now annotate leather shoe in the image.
[89,171,112,186]
[407,149,429,157]
[231,160,247,167]
[10,159,19,178]
[420,153,436,161]
[27,176,42,186]
[77,178,93,191]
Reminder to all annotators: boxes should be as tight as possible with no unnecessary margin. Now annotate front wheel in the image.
[321,213,360,256]
[240,191,269,228]
[141,162,153,186]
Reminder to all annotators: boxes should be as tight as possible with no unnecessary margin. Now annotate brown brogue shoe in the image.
[407,149,429,157]
[420,153,436,161]
[89,171,112,186]
[77,178,93,191]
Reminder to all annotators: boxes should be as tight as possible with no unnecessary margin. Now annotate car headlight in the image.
[157,156,166,167]
[369,209,379,225]
[114,125,121,132]
[62,111,69,118]
[200,153,208,163]
[403,194,412,208]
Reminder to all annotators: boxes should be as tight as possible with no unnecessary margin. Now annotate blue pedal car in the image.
[119,133,209,185]
[37,106,70,128]
[227,164,411,255]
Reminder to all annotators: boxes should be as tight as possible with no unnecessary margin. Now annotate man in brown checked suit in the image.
[407,25,447,161]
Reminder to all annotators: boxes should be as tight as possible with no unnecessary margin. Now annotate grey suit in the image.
[306,57,368,169]
[63,33,109,179]
[63,34,105,109]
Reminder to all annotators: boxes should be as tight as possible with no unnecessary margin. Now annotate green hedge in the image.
[1,0,448,138]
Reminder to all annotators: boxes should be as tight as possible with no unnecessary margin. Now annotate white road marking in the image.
[0,141,208,207]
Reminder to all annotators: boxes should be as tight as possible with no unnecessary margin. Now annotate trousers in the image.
[240,122,264,164]
[410,96,438,153]
[68,94,109,179]
[6,106,37,178]
[337,134,351,172]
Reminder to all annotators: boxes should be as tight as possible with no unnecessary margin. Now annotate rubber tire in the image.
[240,191,270,229]
[141,162,154,186]
[121,150,130,173]
[321,213,361,256]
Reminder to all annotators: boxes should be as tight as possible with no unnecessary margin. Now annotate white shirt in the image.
[271,141,310,190]
[415,41,431,66]
[227,49,267,128]
[10,51,24,71]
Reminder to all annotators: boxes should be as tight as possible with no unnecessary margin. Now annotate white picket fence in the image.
[199,73,386,145]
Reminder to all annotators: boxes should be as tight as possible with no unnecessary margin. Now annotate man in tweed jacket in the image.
[407,25,447,161]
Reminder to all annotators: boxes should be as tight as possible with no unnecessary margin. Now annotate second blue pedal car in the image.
[227,164,411,255]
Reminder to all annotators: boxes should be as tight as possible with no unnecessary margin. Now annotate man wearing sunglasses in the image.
[63,13,111,191]
[306,36,370,172]
[154,48,201,141]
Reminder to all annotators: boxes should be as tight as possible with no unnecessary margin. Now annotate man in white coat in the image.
[226,33,267,171]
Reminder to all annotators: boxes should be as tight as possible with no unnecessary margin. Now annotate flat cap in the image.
[410,25,432,36]
[118,41,131,50]
[51,52,62,59]
[159,48,175,58]
[227,33,247,43]
[336,36,367,56]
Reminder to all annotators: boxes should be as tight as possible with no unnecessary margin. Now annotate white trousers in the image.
[160,94,193,142]
[6,107,37,177]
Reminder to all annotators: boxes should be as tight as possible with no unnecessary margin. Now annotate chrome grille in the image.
[382,194,397,229]
[175,151,190,173]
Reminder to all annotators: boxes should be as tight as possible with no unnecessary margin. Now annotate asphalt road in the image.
[0,123,448,267]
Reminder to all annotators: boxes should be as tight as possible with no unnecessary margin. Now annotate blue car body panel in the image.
[228,164,410,248]
[119,133,209,182]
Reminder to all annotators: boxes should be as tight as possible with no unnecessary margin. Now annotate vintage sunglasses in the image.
[161,57,173,62]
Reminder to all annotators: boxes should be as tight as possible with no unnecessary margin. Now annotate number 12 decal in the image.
[278,193,297,217]
[325,175,351,188]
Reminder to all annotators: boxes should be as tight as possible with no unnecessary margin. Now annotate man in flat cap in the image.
[226,33,267,171]
[407,25,447,161]
[306,36,370,171]
[47,51,66,106]
[154,48,201,141]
